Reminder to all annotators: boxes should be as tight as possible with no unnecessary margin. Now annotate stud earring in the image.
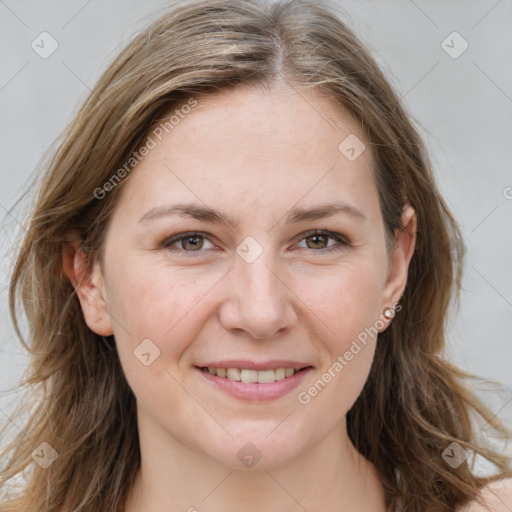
[383,307,395,319]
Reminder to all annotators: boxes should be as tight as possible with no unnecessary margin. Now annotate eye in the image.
[295,229,350,253]
[161,232,216,253]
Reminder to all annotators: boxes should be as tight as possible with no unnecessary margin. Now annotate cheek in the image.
[294,257,385,344]
[292,261,383,418]
[104,255,218,366]
[105,260,216,425]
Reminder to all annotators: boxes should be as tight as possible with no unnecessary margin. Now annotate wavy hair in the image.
[1,0,510,510]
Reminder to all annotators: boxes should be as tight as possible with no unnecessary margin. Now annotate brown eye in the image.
[305,234,329,250]
[296,230,350,254]
[180,235,204,251]
[161,232,215,253]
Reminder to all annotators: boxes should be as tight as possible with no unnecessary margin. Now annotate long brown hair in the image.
[1,0,510,510]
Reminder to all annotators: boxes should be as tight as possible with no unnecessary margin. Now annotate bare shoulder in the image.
[459,478,512,512]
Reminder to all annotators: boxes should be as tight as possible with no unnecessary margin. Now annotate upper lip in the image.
[196,360,312,371]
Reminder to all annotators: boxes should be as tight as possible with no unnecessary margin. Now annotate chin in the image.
[202,427,307,470]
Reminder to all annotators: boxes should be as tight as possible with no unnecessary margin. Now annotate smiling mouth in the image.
[197,366,312,384]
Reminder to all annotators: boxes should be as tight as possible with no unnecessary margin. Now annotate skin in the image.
[64,83,418,512]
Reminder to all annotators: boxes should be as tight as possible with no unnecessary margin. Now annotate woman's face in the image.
[77,83,415,469]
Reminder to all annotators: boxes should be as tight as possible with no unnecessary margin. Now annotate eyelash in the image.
[160,229,350,256]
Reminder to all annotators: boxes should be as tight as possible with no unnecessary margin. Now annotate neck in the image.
[123,412,386,512]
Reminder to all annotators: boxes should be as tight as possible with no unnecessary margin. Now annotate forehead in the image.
[114,84,381,226]
[163,84,368,168]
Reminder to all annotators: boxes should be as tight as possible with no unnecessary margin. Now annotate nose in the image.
[219,252,297,339]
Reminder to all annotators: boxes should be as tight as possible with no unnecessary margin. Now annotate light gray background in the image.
[1,1,511,440]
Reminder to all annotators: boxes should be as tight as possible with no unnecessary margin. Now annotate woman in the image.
[1,0,510,510]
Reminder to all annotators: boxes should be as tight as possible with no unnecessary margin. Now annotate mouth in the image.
[195,365,314,402]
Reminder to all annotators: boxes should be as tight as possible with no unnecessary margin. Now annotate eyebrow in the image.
[138,200,366,226]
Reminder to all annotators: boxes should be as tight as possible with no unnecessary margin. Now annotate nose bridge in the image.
[221,239,296,338]
[239,251,281,301]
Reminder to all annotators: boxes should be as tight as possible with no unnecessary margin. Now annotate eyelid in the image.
[160,229,351,255]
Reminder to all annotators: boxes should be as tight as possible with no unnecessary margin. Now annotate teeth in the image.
[226,368,241,381]
[274,368,286,381]
[240,369,258,383]
[205,367,302,383]
[257,370,275,383]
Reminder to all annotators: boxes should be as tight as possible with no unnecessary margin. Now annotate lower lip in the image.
[196,367,313,402]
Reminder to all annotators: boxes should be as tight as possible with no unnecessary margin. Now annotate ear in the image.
[62,237,114,336]
[380,204,417,317]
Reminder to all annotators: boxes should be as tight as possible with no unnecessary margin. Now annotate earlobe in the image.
[62,239,114,336]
